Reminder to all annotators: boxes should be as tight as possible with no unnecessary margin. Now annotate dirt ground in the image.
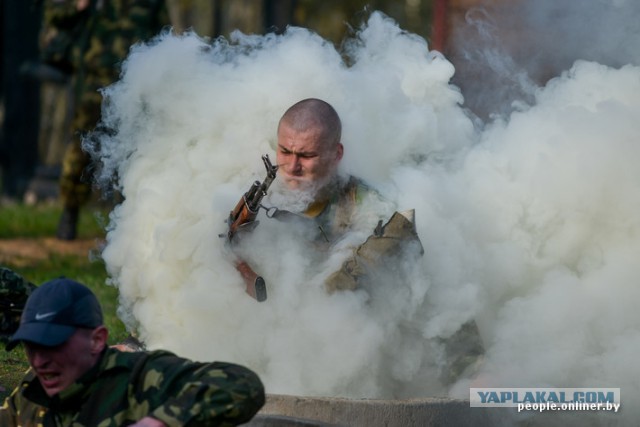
[0,237,104,266]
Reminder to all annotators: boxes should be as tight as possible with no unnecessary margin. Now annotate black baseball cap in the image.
[6,278,103,351]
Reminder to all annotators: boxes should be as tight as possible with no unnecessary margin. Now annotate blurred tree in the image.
[286,0,433,45]
[264,0,295,34]
[0,0,42,200]
[167,0,219,36]
[166,0,433,46]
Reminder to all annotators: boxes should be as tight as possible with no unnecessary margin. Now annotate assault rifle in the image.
[226,154,278,302]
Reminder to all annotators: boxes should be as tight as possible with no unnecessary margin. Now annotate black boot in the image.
[56,206,79,240]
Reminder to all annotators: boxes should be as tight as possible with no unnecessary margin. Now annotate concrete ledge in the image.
[245,414,338,427]
[245,394,493,427]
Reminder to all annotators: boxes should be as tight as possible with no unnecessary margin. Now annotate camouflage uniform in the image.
[274,176,424,293]
[269,177,386,249]
[0,347,265,426]
[45,0,169,238]
[0,268,36,341]
[313,177,385,248]
[273,177,484,384]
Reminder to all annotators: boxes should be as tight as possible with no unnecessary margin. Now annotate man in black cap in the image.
[1,278,265,426]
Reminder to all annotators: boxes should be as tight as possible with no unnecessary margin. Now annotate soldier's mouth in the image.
[37,372,61,387]
[282,171,304,179]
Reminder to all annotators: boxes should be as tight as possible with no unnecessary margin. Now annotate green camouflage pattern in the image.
[313,176,375,246]
[42,0,169,207]
[0,268,36,340]
[0,348,265,426]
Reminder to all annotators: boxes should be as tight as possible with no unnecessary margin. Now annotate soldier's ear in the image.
[90,326,109,354]
[335,142,344,162]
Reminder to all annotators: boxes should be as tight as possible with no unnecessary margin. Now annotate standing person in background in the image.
[1,277,265,426]
[45,0,170,240]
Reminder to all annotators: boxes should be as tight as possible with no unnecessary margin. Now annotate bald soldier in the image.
[266,98,424,291]
[238,98,484,383]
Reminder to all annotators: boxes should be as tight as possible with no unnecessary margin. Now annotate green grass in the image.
[0,202,127,402]
[0,201,109,239]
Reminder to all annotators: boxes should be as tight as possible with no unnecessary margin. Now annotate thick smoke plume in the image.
[88,6,640,425]
[450,0,640,120]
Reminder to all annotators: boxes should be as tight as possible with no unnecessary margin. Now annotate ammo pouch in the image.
[324,210,424,292]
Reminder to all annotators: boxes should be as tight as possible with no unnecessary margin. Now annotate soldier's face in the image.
[24,327,107,396]
[276,122,343,193]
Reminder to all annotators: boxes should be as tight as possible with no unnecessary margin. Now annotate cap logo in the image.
[34,311,58,321]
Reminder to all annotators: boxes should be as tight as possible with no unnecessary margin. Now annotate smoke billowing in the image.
[88,4,640,425]
[450,0,640,120]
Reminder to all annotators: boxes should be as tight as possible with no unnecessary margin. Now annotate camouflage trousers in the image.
[59,75,110,208]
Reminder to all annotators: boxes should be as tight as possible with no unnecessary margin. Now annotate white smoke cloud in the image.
[450,0,640,121]
[88,8,640,425]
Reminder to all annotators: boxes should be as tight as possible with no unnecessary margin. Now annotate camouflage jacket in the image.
[269,176,380,246]
[42,0,169,84]
[267,177,424,292]
[311,176,376,244]
[0,348,265,426]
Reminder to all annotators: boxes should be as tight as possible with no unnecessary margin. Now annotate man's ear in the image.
[335,142,344,162]
[90,326,109,354]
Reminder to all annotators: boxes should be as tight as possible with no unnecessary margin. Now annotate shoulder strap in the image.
[332,176,364,236]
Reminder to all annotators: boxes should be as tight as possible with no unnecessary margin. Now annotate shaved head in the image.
[278,98,342,148]
[276,99,344,194]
